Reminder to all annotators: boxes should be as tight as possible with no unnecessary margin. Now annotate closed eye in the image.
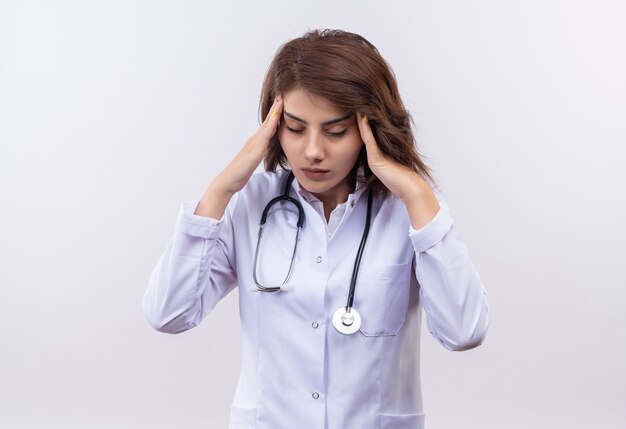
[286,126,347,137]
[285,126,304,134]
[327,130,347,137]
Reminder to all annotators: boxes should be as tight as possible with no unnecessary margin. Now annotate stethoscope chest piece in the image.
[332,307,362,335]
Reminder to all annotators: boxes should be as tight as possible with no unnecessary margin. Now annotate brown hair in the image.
[259,28,437,196]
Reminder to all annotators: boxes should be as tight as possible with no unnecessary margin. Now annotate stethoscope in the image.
[252,170,373,335]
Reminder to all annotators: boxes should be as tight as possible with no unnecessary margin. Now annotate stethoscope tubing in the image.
[253,171,303,292]
[253,170,374,330]
[345,186,373,311]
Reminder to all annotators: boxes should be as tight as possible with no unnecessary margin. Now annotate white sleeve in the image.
[409,191,490,351]
[142,193,240,334]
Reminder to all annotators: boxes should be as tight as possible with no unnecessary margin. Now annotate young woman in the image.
[143,29,490,429]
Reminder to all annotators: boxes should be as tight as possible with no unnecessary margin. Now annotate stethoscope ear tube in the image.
[259,196,304,228]
[253,225,302,292]
[259,171,304,228]
[253,171,304,292]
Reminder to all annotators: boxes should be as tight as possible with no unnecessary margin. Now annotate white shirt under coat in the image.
[143,169,490,429]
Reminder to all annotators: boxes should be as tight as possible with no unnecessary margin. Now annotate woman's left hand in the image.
[356,113,440,229]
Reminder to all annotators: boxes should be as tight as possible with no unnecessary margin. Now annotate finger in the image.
[263,94,283,125]
[357,113,380,156]
[259,95,283,140]
[271,94,283,125]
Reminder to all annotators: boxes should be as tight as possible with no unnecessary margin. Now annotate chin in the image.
[296,175,334,194]
[304,184,333,194]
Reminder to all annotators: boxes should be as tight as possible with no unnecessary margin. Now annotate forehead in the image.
[282,88,347,121]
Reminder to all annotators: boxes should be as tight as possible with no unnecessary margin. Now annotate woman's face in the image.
[277,88,363,206]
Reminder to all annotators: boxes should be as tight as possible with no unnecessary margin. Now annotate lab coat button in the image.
[312,392,320,399]
[350,200,355,208]
[312,322,319,329]
[316,256,322,263]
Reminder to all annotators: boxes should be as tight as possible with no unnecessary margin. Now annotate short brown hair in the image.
[259,28,437,196]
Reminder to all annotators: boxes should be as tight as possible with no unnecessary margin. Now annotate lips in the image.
[302,168,329,180]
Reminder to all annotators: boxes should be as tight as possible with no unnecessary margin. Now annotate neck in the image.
[313,182,354,222]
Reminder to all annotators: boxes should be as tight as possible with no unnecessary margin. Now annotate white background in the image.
[1,1,625,428]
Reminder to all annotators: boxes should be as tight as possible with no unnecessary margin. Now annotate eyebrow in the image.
[283,111,353,126]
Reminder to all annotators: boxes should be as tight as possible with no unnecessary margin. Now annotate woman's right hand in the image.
[194,94,283,218]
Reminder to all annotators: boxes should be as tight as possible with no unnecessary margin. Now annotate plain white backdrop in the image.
[1,1,625,428]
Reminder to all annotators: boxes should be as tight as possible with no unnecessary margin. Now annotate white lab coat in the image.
[143,169,490,429]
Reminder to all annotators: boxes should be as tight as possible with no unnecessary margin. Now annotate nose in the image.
[304,131,325,162]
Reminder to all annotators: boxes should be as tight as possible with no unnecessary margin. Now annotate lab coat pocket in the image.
[228,404,257,429]
[379,412,425,429]
[356,263,411,337]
